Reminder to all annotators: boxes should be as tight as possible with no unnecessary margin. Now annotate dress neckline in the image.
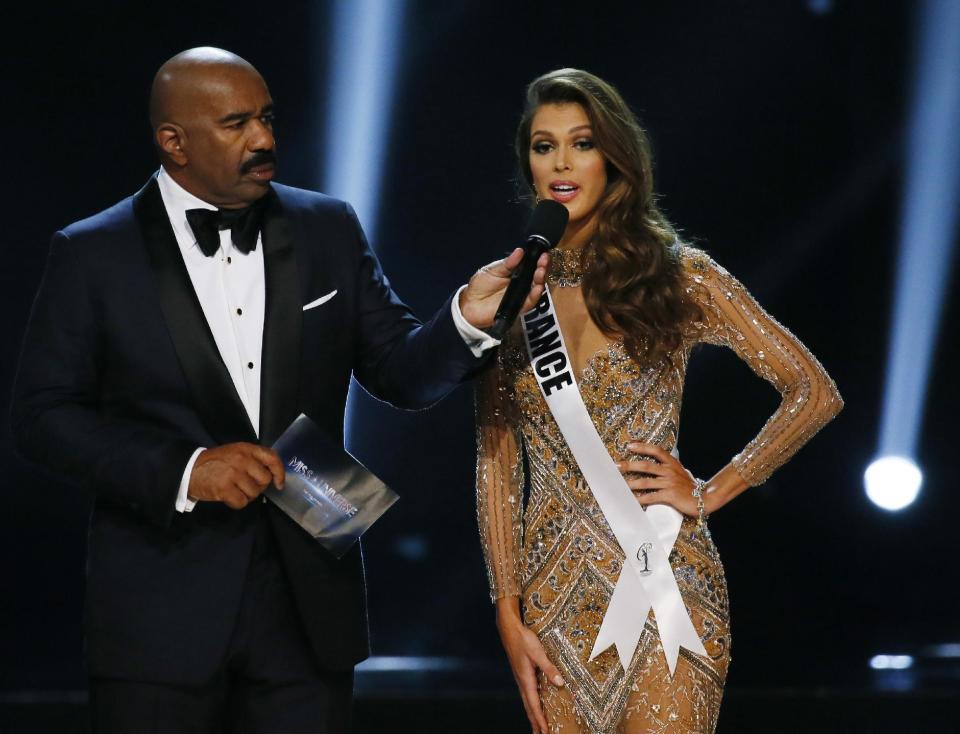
[548,246,589,288]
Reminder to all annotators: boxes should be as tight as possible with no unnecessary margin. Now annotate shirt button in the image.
[227,256,232,264]
[247,362,254,369]
[236,308,243,316]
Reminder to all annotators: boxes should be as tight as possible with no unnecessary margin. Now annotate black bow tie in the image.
[185,200,266,257]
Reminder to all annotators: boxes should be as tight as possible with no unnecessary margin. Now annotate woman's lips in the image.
[548,181,580,203]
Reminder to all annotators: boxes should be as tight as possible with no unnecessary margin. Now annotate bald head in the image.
[149,47,261,130]
[149,47,277,207]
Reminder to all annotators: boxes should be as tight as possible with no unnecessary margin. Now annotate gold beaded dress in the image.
[475,246,843,733]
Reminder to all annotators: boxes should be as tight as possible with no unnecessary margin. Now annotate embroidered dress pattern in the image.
[475,246,842,733]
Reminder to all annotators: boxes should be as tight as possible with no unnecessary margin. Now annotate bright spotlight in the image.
[869,654,914,671]
[864,457,922,511]
[870,0,960,507]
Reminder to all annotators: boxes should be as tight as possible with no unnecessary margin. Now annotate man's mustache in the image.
[240,150,277,174]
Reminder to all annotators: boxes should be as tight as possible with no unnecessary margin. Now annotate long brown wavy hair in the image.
[516,69,701,365]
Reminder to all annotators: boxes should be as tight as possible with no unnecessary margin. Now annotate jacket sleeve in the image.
[10,232,196,527]
[344,202,490,409]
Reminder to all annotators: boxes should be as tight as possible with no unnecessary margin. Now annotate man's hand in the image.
[459,248,550,330]
[188,443,286,510]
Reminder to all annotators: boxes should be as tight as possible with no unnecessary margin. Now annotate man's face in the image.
[175,66,276,208]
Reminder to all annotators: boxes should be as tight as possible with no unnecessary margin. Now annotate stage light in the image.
[394,534,429,561]
[869,654,914,671]
[868,0,960,509]
[357,656,471,672]
[864,457,922,511]
[805,0,833,14]
[927,643,960,658]
[322,0,407,242]
[320,0,407,442]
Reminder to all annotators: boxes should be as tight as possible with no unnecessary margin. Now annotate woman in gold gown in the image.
[475,69,843,734]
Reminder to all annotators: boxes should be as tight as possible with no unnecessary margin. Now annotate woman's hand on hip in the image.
[618,442,701,517]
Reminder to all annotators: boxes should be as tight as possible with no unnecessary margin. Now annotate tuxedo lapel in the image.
[133,176,258,444]
[258,190,302,445]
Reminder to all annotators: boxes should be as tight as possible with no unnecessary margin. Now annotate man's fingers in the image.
[519,283,546,314]
[252,445,285,489]
[532,253,549,284]
[479,249,523,283]
[231,469,262,500]
[502,247,525,272]
[244,459,273,488]
[189,443,286,507]
[222,487,250,510]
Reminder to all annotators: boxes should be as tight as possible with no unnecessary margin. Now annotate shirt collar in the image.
[157,167,217,254]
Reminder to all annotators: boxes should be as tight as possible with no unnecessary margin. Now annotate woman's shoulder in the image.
[677,244,724,277]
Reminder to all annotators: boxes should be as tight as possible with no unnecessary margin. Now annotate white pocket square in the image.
[302,290,338,311]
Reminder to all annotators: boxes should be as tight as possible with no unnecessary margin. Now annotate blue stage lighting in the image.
[357,656,471,672]
[805,0,833,15]
[320,0,407,442]
[322,0,407,242]
[868,0,960,510]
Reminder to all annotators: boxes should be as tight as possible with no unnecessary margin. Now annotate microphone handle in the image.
[486,240,548,341]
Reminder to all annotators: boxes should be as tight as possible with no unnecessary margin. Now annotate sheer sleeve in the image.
[474,350,525,601]
[683,247,843,485]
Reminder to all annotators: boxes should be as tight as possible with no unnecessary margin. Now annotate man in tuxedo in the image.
[11,47,545,733]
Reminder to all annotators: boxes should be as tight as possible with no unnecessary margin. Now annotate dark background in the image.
[2,0,957,712]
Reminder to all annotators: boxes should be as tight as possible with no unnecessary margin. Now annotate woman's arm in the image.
[475,359,564,734]
[689,248,843,485]
[475,358,525,600]
[620,249,842,515]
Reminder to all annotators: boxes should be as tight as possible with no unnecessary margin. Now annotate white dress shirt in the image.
[156,168,499,512]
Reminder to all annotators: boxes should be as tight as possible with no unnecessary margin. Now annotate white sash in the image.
[520,287,707,675]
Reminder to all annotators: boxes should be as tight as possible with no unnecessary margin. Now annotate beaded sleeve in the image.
[474,350,525,601]
[683,248,843,485]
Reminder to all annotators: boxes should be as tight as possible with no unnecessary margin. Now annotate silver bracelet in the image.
[691,478,709,532]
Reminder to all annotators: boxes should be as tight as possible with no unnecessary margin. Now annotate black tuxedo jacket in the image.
[11,176,484,685]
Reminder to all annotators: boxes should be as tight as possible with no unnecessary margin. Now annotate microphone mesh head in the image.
[524,200,569,249]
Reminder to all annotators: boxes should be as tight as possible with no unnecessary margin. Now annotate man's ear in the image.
[156,123,188,166]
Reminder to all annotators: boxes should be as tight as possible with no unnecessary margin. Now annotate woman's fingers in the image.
[618,459,668,476]
[533,646,566,688]
[517,664,548,734]
[628,441,670,458]
[625,476,662,491]
[634,489,666,506]
[627,442,675,465]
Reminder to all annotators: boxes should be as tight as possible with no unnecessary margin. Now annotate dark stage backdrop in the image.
[2,0,957,695]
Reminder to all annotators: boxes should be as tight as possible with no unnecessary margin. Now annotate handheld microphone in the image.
[486,200,569,340]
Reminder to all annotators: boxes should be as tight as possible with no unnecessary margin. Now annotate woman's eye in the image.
[574,138,595,150]
[531,141,553,154]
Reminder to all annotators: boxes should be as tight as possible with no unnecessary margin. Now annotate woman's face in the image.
[528,102,607,239]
